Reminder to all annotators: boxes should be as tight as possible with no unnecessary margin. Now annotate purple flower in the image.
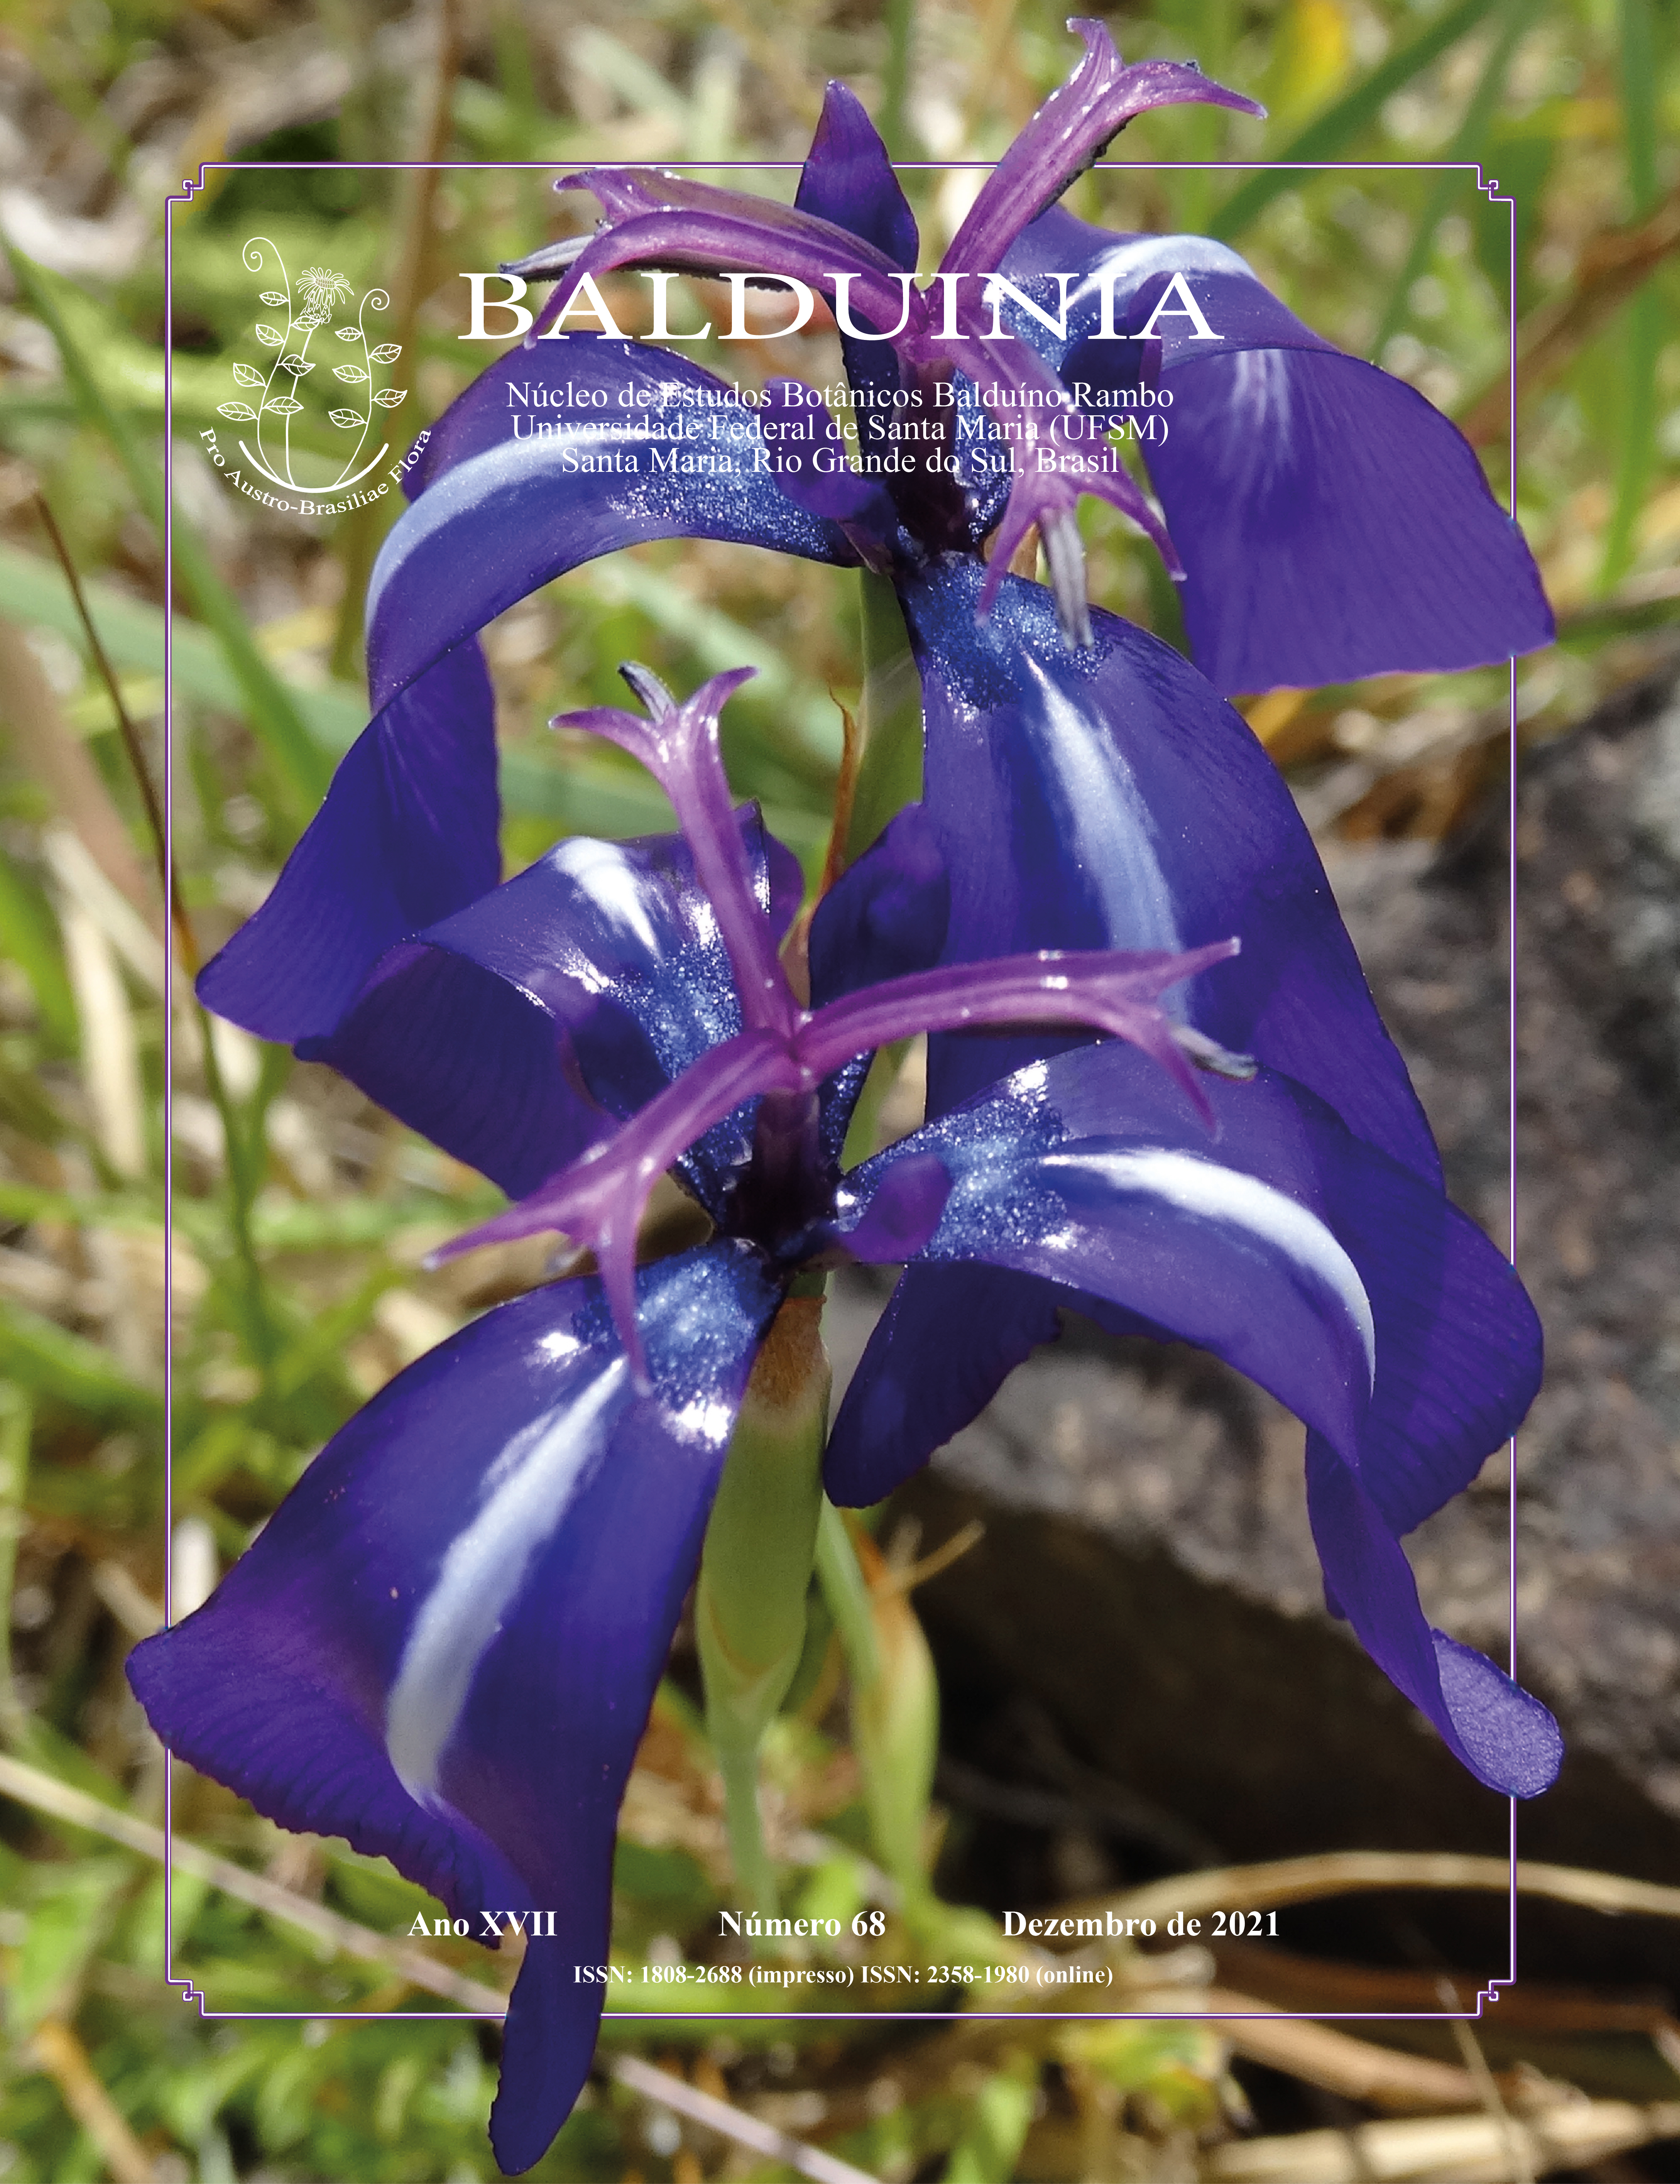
[195,18,1551,1175]
[130,23,1562,2173]
[134,667,1554,2172]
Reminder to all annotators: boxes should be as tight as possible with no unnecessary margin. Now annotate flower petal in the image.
[900,557,1440,1181]
[1145,343,1557,691]
[828,1041,1552,1792]
[880,559,1446,1512]
[832,1039,1535,1520]
[432,1033,801,1380]
[1000,208,1554,689]
[1304,1434,1561,1796]
[128,1244,783,2174]
[825,1263,1066,1506]
[838,1050,1379,1472]
[369,340,855,715]
[197,642,499,1043]
[298,940,610,1200]
[792,81,920,415]
[757,377,899,552]
[808,803,951,1004]
[301,809,798,1205]
[793,80,919,272]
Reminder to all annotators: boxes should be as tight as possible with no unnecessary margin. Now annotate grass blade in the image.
[0,854,75,1049]
[1213,0,1502,239]
[9,248,332,824]
[1372,0,1540,354]
[0,1302,164,1425]
[1600,0,1661,590]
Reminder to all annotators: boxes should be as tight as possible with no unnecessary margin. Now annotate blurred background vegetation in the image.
[0,0,1677,2177]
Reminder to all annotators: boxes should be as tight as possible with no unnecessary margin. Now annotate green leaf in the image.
[1212,0,1503,238]
[0,853,75,1048]
[0,538,829,858]
[0,1043,72,1145]
[1600,285,1663,592]
[611,1839,715,1923]
[1620,0,1658,209]
[0,1299,164,1424]
[0,1178,162,1233]
[943,2055,1037,2184]
[7,1857,132,2034]
[0,541,366,757]
[323,1848,445,1934]
[268,1263,410,1401]
[8,1718,133,1818]
[845,571,923,862]
[578,555,842,778]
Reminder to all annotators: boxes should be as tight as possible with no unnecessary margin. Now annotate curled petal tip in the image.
[618,661,679,718]
[1065,16,1117,57]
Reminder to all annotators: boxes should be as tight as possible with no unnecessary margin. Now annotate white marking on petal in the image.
[367,425,654,625]
[548,837,663,956]
[1069,234,1253,316]
[1048,1147,1376,1385]
[1220,347,1296,492]
[1022,665,1184,995]
[386,1357,630,1807]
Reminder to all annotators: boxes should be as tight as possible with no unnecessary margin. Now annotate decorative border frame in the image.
[161,153,1529,2041]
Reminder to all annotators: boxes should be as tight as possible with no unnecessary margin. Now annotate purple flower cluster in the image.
[133,23,1558,2174]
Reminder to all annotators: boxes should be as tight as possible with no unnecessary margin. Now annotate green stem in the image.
[878,0,919,163]
[697,1295,830,1912]
[817,1505,939,1906]
[814,1499,879,1693]
[714,1738,779,1922]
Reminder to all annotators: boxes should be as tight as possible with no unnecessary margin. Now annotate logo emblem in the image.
[218,241,407,493]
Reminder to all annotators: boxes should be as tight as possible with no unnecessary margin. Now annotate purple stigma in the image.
[527,21,1258,644]
[436,663,1244,1366]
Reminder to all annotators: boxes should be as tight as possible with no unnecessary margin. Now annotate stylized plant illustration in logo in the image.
[218,240,405,493]
[299,265,355,314]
